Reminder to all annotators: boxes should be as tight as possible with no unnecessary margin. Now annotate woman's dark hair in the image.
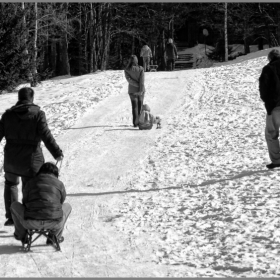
[18,87,34,101]
[38,162,59,178]
[268,49,280,61]
[126,55,138,70]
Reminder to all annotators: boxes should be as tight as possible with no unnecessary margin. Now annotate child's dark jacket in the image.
[23,173,66,220]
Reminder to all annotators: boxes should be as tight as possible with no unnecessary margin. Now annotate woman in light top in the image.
[124,55,145,127]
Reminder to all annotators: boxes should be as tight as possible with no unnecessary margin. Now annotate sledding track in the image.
[0,70,203,277]
[2,54,280,276]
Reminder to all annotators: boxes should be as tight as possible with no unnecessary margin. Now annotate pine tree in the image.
[0,3,31,93]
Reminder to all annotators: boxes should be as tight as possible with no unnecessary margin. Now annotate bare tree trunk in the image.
[105,35,111,68]
[243,15,250,55]
[22,2,32,80]
[58,3,70,75]
[83,4,90,73]
[64,4,70,75]
[117,20,122,68]
[170,17,174,39]
[50,40,57,76]
[78,3,82,75]
[59,34,70,75]
[259,4,271,48]
[31,2,38,86]
[161,29,166,70]
[265,20,272,47]
[153,43,156,65]
[22,2,28,56]
[43,21,49,72]
[278,10,280,45]
[92,4,97,72]
[106,4,112,69]
[89,3,94,73]
[101,3,110,70]
[83,4,88,72]
[101,5,106,70]
[224,2,228,62]
[132,36,135,54]
[103,3,111,70]
[96,3,103,69]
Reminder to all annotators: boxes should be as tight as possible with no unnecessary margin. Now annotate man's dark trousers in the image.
[4,173,30,219]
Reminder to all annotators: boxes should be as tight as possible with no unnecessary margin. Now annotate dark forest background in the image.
[1,2,280,92]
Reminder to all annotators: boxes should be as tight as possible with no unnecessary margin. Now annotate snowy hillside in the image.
[0,71,126,171]
[1,53,280,277]
[112,56,280,277]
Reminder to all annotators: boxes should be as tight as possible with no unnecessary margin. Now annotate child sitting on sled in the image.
[138,104,162,130]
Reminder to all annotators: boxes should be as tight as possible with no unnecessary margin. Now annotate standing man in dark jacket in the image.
[165,38,178,71]
[259,49,280,169]
[0,87,63,226]
[10,162,71,244]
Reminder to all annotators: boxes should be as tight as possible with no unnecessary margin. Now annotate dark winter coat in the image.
[0,100,62,177]
[165,43,178,60]
[259,57,280,115]
[23,173,66,220]
[124,66,145,95]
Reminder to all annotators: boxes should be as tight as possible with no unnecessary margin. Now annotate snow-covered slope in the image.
[112,56,280,276]
[1,53,280,277]
[0,71,126,171]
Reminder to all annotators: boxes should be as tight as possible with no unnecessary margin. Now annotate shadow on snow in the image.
[67,169,270,197]
[63,124,133,130]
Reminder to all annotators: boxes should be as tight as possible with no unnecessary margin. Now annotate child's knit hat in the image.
[142,104,150,112]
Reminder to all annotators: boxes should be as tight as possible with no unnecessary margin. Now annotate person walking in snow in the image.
[11,162,71,246]
[165,38,178,71]
[124,55,145,127]
[259,49,280,169]
[0,87,63,226]
[140,43,152,72]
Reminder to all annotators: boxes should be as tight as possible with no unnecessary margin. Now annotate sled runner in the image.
[23,229,61,252]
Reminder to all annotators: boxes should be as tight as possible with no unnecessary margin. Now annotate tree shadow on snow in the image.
[0,245,24,255]
[67,187,181,197]
[0,235,14,238]
[196,169,270,187]
[67,169,270,197]
[0,243,58,255]
[64,125,132,130]
[105,128,138,131]
[0,231,13,238]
